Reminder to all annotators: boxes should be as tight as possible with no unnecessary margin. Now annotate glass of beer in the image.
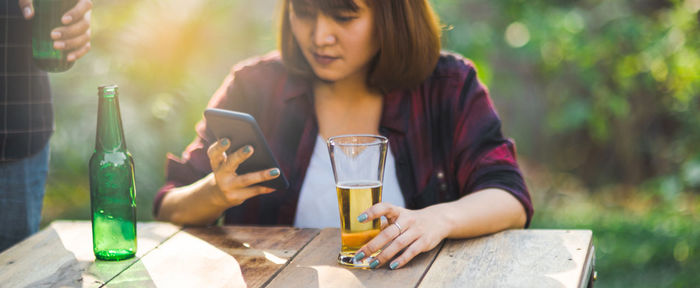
[327,134,388,268]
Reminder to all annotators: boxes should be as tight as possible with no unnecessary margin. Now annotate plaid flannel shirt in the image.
[1,2,53,162]
[155,52,534,227]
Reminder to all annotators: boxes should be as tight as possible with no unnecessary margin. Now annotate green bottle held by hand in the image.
[89,85,137,261]
[32,0,77,72]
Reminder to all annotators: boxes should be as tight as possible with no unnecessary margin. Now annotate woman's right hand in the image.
[207,138,280,207]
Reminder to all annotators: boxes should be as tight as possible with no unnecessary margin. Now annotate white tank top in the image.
[293,135,405,228]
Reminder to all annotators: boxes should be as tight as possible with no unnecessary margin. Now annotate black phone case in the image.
[204,108,290,190]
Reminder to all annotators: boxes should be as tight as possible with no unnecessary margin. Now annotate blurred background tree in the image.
[41,0,698,287]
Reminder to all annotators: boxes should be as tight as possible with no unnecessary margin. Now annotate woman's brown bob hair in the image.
[279,0,442,93]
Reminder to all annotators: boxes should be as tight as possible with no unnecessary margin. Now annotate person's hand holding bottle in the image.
[19,0,92,62]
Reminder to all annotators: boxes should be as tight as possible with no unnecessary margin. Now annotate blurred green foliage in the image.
[527,161,699,287]
[40,0,698,287]
[437,0,700,187]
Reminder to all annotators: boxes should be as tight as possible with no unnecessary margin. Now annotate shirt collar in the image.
[380,89,409,134]
[281,73,312,102]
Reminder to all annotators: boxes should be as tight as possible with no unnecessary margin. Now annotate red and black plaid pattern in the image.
[1,2,53,162]
[154,52,533,226]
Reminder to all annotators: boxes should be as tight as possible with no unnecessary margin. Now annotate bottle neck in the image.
[95,93,126,152]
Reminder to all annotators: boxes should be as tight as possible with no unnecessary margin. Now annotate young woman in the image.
[155,0,533,270]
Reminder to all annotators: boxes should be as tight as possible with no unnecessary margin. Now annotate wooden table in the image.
[0,221,595,288]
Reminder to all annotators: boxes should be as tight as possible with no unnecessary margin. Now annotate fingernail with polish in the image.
[353,251,365,261]
[357,213,368,222]
[62,15,72,24]
[221,138,229,146]
[369,259,379,269]
[243,145,251,154]
[51,31,61,39]
[269,168,280,176]
[390,261,399,270]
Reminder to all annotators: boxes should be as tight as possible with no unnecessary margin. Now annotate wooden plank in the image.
[106,226,319,288]
[418,229,593,288]
[0,221,180,288]
[105,230,245,287]
[184,226,320,288]
[266,228,443,288]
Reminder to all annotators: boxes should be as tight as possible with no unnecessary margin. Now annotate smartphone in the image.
[203,108,289,190]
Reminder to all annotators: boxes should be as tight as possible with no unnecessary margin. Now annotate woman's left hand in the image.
[354,203,450,270]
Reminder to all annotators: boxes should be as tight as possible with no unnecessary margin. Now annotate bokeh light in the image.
[504,22,530,48]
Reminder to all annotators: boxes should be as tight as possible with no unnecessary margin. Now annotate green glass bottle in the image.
[89,85,137,261]
[31,0,77,72]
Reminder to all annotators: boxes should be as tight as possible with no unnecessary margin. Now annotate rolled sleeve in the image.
[453,67,533,227]
[152,137,211,217]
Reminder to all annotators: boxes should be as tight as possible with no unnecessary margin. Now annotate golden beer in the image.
[328,134,388,268]
[336,181,382,264]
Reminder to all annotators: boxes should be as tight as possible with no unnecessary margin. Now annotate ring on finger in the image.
[393,222,403,237]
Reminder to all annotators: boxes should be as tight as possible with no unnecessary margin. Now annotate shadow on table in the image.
[29,258,156,287]
[0,225,152,287]
[20,227,89,287]
[300,265,365,288]
[97,260,155,287]
[185,225,320,288]
[98,228,247,287]
[264,229,444,288]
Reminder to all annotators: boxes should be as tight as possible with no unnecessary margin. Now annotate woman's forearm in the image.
[156,173,230,226]
[429,188,527,239]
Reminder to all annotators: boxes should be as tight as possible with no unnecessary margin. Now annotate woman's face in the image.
[289,0,379,83]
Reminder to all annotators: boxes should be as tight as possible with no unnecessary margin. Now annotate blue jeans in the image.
[0,144,50,252]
